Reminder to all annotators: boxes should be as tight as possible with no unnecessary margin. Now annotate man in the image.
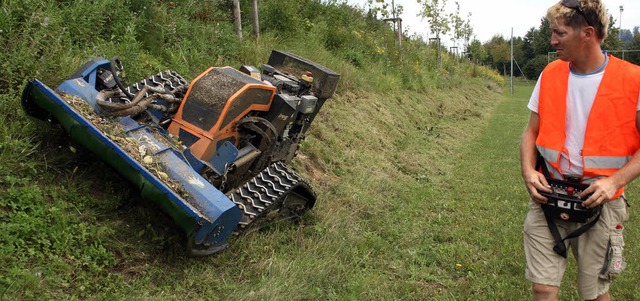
[520,0,640,300]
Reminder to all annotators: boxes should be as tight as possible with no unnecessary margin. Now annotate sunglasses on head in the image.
[561,0,593,27]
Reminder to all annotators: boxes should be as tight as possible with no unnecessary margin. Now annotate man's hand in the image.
[523,169,552,205]
[580,177,617,208]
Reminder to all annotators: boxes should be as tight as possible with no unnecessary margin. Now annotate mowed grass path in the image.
[436,80,640,300]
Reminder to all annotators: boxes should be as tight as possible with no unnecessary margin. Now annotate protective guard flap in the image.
[267,50,340,99]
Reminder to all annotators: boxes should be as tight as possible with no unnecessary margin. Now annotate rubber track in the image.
[226,161,316,230]
[108,70,189,103]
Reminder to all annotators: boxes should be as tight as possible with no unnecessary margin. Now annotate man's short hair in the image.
[547,0,610,41]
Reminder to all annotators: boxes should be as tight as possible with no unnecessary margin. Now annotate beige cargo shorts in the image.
[523,196,628,300]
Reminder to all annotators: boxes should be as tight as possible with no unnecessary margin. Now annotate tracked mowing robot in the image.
[22,50,339,255]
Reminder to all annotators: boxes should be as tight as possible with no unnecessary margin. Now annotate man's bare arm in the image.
[520,112,551,204]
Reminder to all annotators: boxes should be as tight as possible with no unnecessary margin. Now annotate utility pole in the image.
[510,27,514,96]
[619,5,624,40]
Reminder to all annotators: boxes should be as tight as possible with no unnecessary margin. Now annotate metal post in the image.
[429,37,441,68]
[383,17,403,54]
[449,46,458,57]
[391,0,399,50]
[510,28,514,96]
[437,37,441,68]
[397,19,402,51]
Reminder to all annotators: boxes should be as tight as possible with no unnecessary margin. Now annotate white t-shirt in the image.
[528,68,640,177]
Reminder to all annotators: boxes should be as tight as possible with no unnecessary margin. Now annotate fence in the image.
[547,49,640,63]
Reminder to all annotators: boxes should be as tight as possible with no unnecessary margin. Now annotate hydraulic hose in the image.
[110,57,134,100]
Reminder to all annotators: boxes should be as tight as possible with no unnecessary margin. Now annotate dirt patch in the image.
[295,152,335,189]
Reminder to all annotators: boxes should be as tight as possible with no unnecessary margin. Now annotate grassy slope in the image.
[2,78,506,300]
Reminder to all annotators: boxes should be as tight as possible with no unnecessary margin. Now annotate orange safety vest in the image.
[536,55,640,197]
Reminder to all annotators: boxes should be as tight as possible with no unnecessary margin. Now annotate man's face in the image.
[550,18,584,61]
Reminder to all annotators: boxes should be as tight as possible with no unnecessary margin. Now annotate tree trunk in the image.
[252,0,260,41]
[233,0,242,39]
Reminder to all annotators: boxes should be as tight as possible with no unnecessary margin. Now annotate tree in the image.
[417,0,450,41]
[620,29,633,44]
[233,0,242,39]
[367,0,404,54]
[461,14,474,49]
[251,0,259,41]
[521,27,536,61]
[627,28,640,65]
[485,35,510,75]
[449,1,464,48]
[418,0,449,67]
[367,0,404,19]
[532,18,554,55]
[522,55,549,79]
[602,16,623,51]
[466,38,486,63]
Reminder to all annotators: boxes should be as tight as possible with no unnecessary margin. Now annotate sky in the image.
[346,0,640,45]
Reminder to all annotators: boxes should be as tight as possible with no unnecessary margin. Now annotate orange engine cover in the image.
[168,67,276,162]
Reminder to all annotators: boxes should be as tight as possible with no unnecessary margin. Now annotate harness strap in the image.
[543,211,601,258]
[535,151,552,179]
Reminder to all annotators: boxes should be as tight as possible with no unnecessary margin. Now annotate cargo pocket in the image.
[599,226,626,280]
